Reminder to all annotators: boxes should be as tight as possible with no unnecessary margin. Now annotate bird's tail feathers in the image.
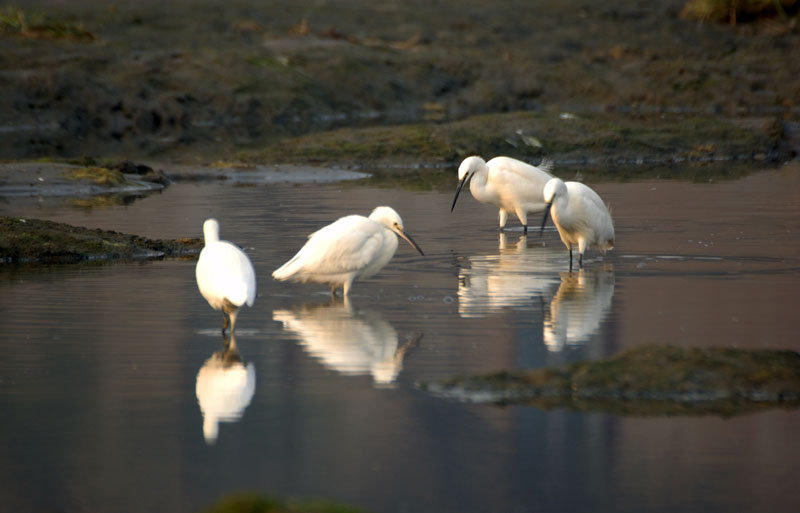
[225,282,251,309]
[272,256,300,281]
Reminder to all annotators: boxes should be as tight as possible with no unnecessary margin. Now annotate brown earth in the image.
[1,0,798,165]
[0,216,202,263]
[424,345,800,416]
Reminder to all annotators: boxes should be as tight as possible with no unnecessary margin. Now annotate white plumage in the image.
[451,155,554,233]
[195,218,256,333]
[272,206,424,297]
[540,178,615,270]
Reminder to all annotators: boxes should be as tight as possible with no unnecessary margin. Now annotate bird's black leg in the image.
[523,224,528,234]
[569,248,573,272]
[579,253,583,269]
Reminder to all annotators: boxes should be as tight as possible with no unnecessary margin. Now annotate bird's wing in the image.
[567,182,615,240]
[487,157,553,209]
[488,156,553,184]
[275,216,385,278]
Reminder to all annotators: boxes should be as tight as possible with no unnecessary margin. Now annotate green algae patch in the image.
[242,123,455,165]
[241,111,785,171]
[0,216,203,264]
[423,345,800,416]
[202,492,367,513]
[65,166,132,188]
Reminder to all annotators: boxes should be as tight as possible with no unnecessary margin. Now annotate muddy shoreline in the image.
[423,345,800,416]
[1,0,798,164]
[0,216,202,264]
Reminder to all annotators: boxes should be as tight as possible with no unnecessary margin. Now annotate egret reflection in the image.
[195,332,256,444]
[544,269,615,352]
[457,234,564,318]
[273,301,419,387]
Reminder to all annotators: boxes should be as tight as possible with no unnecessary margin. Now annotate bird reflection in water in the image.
[195,332,256,444]
[273,301,420,388]
[457,233,564,318]
[544,269,615,352]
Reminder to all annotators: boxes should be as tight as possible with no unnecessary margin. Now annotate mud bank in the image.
[0,160,168,197]
[423,345,800,416]
[239,110,793,169]
[0,216,202,263]
[1,0,798,163]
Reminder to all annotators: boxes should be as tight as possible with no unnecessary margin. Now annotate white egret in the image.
[272,206,424,297]
[195,218,257,334]
[451,155,554,233]
[540,178,615,270]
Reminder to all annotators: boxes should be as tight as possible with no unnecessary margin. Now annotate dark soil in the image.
[1,0,798,165]
[0,216,202,263]
[424,345,800,416]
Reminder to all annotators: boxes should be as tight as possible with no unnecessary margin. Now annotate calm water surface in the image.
[1,166,799,513]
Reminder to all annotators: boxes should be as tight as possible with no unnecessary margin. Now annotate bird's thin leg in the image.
[221,313,229,334]
[569,247,573,272]
[228,310,238,335]
[498,210,508,232]
[579,253,583,269]
[523,224,528,234]
[331,286,338,298]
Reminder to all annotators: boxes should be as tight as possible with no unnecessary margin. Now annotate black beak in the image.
[540,203,552,236]
[451,176,469,212]
[396,228,425,256]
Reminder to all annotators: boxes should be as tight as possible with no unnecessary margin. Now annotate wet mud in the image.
[0,216,202,263]
[0,0,798,164]
[424,345,800,416]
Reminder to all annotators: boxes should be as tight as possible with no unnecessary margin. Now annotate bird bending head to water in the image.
[540,178,614,270]
[195,218,257,334]
[272,206,424,297]
[451,155,554,233]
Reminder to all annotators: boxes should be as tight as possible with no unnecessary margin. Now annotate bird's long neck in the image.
[468,168,494,202]
[203,227,220,244]
[550,193,571,226]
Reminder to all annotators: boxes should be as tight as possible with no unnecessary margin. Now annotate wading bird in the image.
[272,206,424,297]
[540,178,615,270]
[196,218,256,334]
[451,155,554,233]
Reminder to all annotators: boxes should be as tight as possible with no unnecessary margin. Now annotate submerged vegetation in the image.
[424,345,800,416]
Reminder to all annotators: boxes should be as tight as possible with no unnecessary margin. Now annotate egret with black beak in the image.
[272,206,424,297]
[451,155,554,233]
[540,178,614,270]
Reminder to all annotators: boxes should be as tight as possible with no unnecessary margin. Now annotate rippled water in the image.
[1,166,799,512]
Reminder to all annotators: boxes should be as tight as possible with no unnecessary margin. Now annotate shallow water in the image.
[1,166,799,512]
